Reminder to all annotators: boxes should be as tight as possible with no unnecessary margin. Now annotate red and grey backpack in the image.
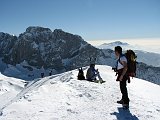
[118,50,137,77]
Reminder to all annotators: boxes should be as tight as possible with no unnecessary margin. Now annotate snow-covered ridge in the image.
[0,72,25,115]
[99,41,129,48]
[135,50,160,67]
[0,65,160,120]
[0,73,24,95]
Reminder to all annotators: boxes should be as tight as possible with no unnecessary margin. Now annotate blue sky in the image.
[0,0,160,40]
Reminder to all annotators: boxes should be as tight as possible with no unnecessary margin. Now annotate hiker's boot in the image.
[122,103,129,109]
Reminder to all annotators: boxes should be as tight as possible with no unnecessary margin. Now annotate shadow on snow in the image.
[110,107,139,120]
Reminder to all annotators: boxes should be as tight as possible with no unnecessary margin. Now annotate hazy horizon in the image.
[87,38,160,44]
[87,38,160,54]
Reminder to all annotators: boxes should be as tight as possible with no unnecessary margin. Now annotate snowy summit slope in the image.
[0,73,25,113]
[0,65,160,120]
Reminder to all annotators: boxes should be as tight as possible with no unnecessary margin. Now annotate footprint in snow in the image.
[0,111,3,116]
[66,102,71,105]
[67,109,78,114]
[78,94,83,97]
[156,109,160,112]
[83,92,92,98]
[50,81,56,84]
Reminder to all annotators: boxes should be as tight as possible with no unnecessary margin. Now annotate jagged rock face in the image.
[2,26,100,70]
[0,32,17,57]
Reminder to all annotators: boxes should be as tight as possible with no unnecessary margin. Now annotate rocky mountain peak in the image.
[26,26,52,33]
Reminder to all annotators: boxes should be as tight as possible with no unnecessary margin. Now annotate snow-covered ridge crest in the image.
[0,65,160,119]
[101,41,129,46]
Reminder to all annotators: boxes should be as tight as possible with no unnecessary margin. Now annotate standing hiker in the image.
[115,46,130,109]
[41,66,45,78]
[41,72,44,78]
[49,70,52,76]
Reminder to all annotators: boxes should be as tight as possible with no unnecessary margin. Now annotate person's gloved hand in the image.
[119,75,123,81]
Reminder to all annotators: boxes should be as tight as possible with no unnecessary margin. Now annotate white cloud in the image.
[87,38,160,54]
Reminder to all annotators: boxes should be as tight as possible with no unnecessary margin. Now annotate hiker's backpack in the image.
[77,68,85,80]
[119,50,137,77]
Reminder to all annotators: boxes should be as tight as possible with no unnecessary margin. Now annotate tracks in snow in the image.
[0,74,62,116]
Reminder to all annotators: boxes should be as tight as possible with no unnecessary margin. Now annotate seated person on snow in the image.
[86,64,103,82]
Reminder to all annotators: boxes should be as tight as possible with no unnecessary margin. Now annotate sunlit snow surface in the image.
[0,65,160,120]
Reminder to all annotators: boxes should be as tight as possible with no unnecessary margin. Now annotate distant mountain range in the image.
[0,26,160,85]
[99,41,129,49]
[98,41,160,67]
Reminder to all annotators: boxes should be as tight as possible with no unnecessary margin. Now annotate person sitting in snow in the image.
[86,64,103,83]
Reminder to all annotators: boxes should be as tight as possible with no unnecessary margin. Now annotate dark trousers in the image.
[117,69,130,104]
[120,80,129,104]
